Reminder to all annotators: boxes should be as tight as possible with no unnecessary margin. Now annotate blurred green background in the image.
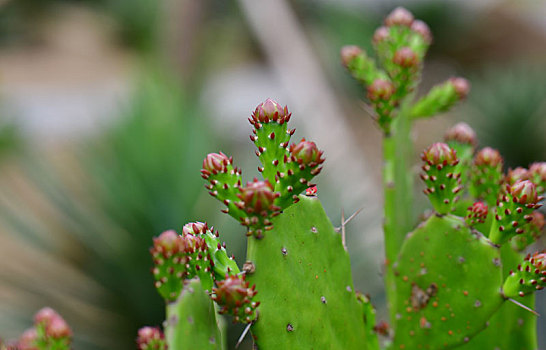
[0,0,545,349]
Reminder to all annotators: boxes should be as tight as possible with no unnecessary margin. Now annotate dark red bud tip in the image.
[422,142,458,166]
[393,47,419,68]
[385,7,414,27]
[530,162,546,182]
[449,77,470,99]
[289,138,325,165]
[340,45,363,67]
[367,79,395,101]
[444,122,477,147]
[505,167,530,186]
[373,26,390,44]
[509,180,539,205]
[252,98,289,124]
[182,221,208,236]
[203,152,230,173]
[474,147,503,167]
[411,20,432,44]
[137,327,165,349]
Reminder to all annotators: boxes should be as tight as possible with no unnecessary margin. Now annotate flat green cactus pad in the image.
[246,195,368,349]
[165,278,223,350]
[457,245,537,350]
[392,214,504,350]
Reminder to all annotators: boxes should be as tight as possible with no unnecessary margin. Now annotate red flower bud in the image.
[530,252,546,272]
[202,152,230,174]
[182,221,208,236]
[411,20,432,44]
[466,202,488,225]
[238,179,279,213]
[509,180,539,205]
[151,230,185,257]
[449,77,470,99]
[474,147,503,167]
[136,327,165,350]
[530,162,546,182]
[444,122,477,146]
[385,7,414,27]
[422,143,458,166]
[252,98,289,124]
[505,167,530,186]
[289,138,324,166]
[373,26,390,44]
[46,317,72,338]
[18,329,38,350]
[340,45,363,67]
[393,47,419,68]
[367,79,395,101]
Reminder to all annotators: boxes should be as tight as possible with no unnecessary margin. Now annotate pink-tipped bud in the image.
[449,77,470,99]
[238,179,278,213]
[385,7,414,27]
[182,221,207,236]
[34,307,60,326]
[373,26,390,44]
[474,147,503,167]
[253,98,289,124]
[136,327,165,350]
[46,317,72,338]
[422,143,458,166]
[18,329,38,350]
[505,167,530,186]
[530,162,546,182]
[444,122,477,146]
[367,79,395,101]
[212,275,257,310]
[411,20,432,44]
[530,252,546,272]
[509,180,539,205]
[151,230,185,257]
[340,45,363,67]
[466,202,488,225]
[393,47,419,68]
[203,152,230,174]
[289,138,324,165]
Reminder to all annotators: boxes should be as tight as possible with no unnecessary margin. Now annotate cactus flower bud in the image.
[505,167,529,186]
[466,202,488,226]
[367,79,395,101]
[444,122,477,147]
[509,180,539,205]
[449,77,470,99]
[373,26,390,44]
[411,20,432,44]
[136,327,166,350]
[202,152,230,175]
[289,139,324,166]
[529,162,546,193]
[18,329,38,350]
[422,143,458,166]
[182,221,208,236]
[46,317,72,338]
[34,307,60,326]
[474,147,503,167]
[238,179,279,214]
[151,230,184,257]
[503,251,546,297]
[252,98,289,124]
[393,47,419,68]
[340,45,363,67]
[212,275,259,323]
[385,7,414,27]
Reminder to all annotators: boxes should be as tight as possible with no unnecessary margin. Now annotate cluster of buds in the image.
[202,99,324,238]
[503,251,546,298]
[489,180,543,245]
[212,275,259,324]
[17,308,72,350]
[420,143,462,214]
[136,327,167,350]
[466,202,488,227]
[469,147,504,206]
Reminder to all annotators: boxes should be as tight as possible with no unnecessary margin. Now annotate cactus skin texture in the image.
[165,278,224,350]
[245,194,369,349]
[392,214,504,350]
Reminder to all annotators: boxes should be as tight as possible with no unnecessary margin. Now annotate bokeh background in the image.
[0,0,545,349]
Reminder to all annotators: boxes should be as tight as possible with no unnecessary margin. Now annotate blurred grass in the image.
[0,68,219,349]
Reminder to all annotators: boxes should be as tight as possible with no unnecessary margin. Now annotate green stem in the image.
[382,99,414,322]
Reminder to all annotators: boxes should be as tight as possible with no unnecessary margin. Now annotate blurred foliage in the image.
[0,68,217,349]
[467,64,546,168]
